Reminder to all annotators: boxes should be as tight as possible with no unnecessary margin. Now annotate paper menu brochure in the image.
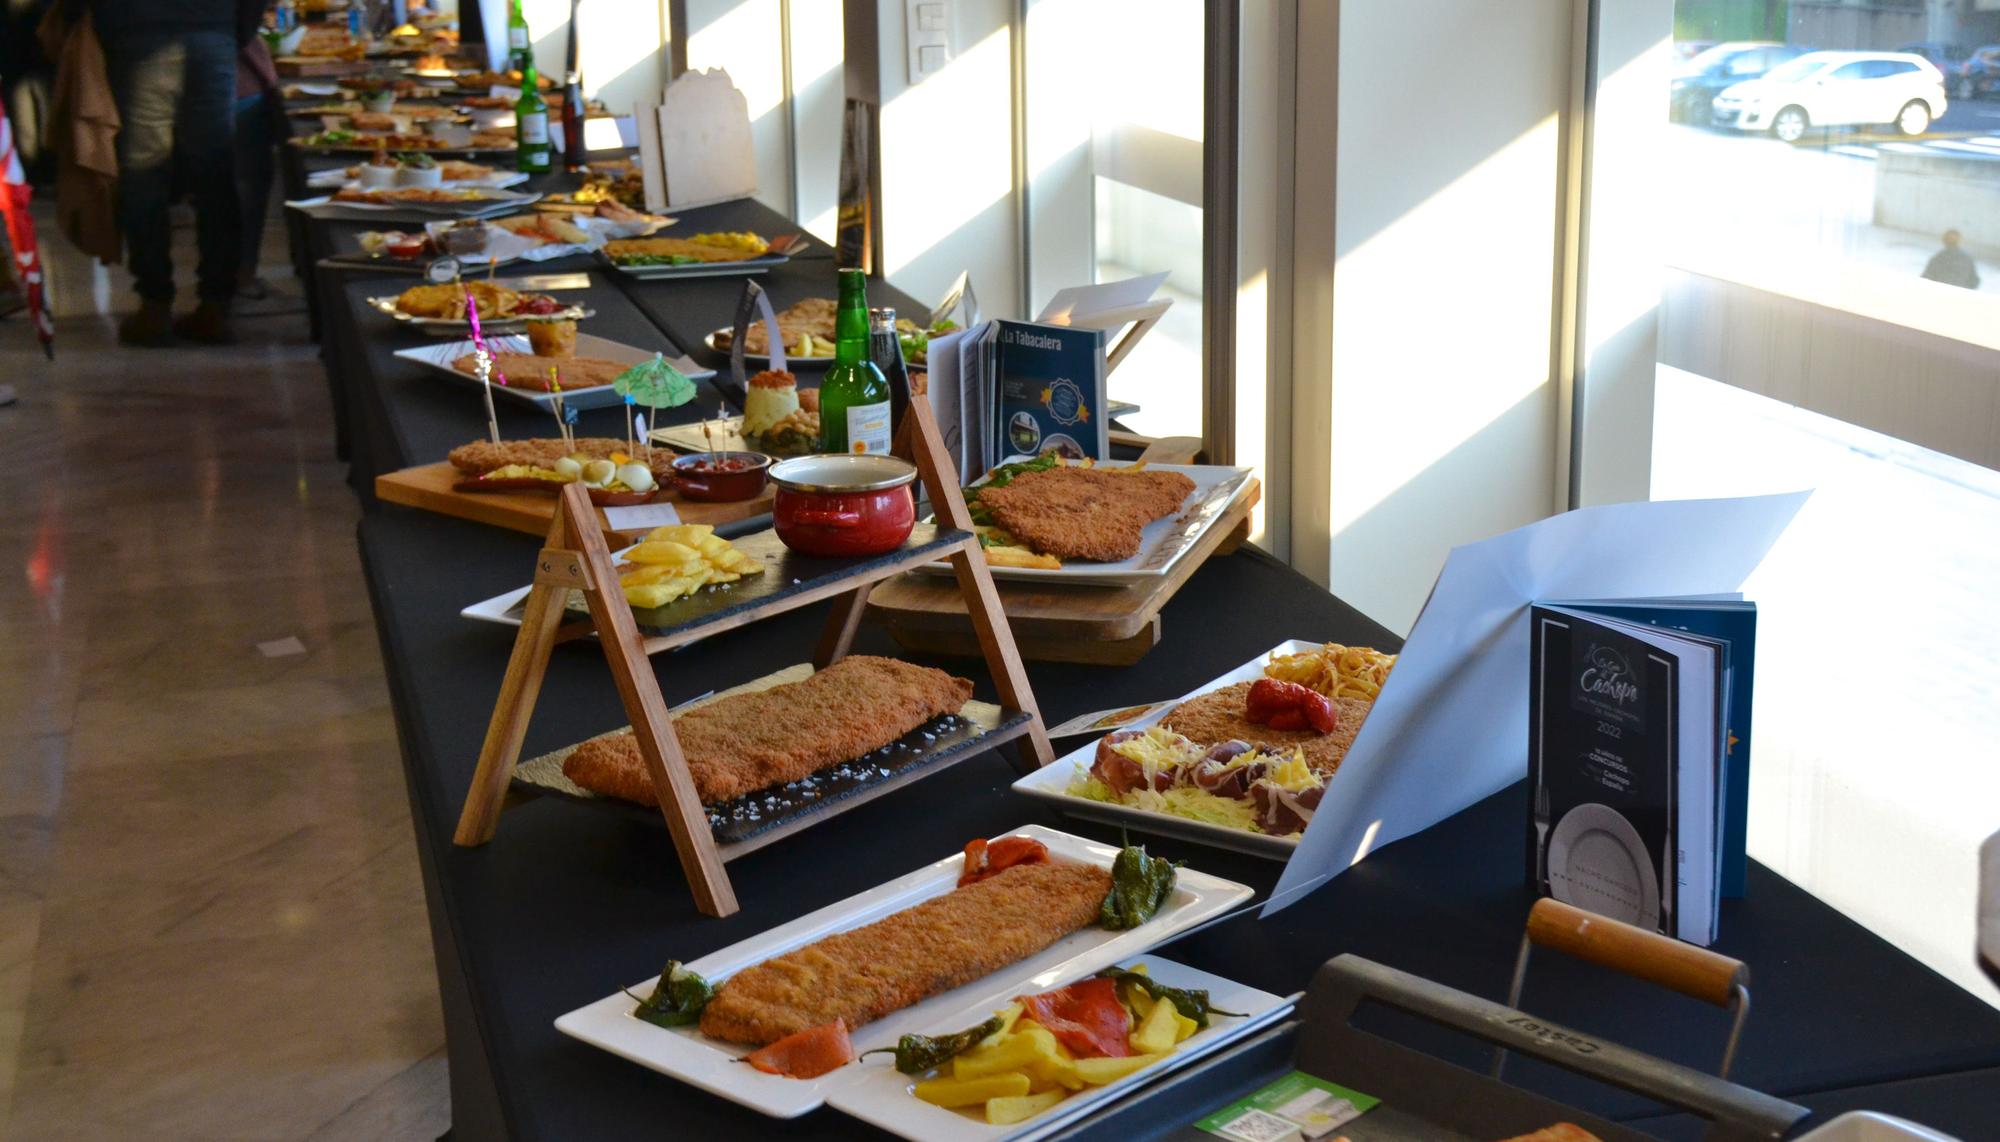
[1263,491,1807,919]
[1551,596,1759,898]
[1529,604,1725,945]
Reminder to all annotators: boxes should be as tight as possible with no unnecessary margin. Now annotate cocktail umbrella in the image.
[612,353,696,459]
[0,104,54,360]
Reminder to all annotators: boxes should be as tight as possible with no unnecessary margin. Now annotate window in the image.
[1022,0,1206,440]
[1639,0,2000,1007]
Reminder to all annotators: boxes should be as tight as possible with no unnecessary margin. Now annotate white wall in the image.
[789,0,848,243]
[1291,0,1572,634]
[515,0,667,119]
[870,0,1023,318]
[684,0,793,217]
[1572,0,1670,507]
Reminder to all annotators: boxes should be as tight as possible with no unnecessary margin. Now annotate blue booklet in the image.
[993,320,1108,462]
[1555,597,1757,898]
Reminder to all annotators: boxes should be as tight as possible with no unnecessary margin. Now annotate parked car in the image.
[1896,41,1971,75]
[1670,41,1807,122]
[1955,44,2000,100]
[1673,39,1717,62]
[1712,50,1948,142]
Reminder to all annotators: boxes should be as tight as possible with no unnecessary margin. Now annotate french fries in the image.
[615,524,763,609]
[908,968,1201,1126]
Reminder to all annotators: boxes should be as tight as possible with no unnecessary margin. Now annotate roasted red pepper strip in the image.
[1019,977,1132,1059]
[958,838,989,886]
[744,1018,855,1079]
[959,836,1050,886]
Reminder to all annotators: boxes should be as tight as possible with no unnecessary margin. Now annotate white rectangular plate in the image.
[553,824,1254,1119]
[915,463,1254,587]
[285,188,539,218]
[306,167,532,189]
[459,540,644,628]
[1012,640,1324,860]
[826,957,1290,1142]
[392,334,712,410]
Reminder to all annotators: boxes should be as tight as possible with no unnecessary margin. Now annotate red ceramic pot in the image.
[671,450,772,502]
[769,455,918,558]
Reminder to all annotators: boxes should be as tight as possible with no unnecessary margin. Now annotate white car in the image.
[1711,50,1947,141]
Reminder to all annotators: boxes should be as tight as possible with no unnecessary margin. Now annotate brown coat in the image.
[37,4,122,264]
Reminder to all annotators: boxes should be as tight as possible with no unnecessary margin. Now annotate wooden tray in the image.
[867,477,1261,665]
[375,460,775,543]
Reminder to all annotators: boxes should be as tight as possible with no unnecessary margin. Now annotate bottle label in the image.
[510,28,529,50]
[519,113,549,146]
[845,401,892,455]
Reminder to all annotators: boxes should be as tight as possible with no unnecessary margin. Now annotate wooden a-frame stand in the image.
[450,397,1055,918]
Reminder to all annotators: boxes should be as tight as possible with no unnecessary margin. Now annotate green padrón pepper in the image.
[1099,843,1177,930]
[861,1015,1004,1074]
[627,960,715,1028]
[1095,968,1246,1029]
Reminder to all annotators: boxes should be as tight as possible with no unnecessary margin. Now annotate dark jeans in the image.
[102,28,241,304]
[234,91,277,276]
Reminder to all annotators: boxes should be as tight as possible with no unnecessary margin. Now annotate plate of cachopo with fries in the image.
[1013,640,1399,859]
[919,455,1256,586]
[553,824,1289,1137]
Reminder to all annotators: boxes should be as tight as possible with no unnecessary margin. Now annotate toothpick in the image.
[464,290,500,444]
[624,394,635,458]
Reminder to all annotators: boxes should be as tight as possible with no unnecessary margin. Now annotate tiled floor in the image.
[0,214,450,1138]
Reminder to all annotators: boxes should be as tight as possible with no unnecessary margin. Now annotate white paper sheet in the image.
[1037,272,1168,324]
[1264,491,1811,915]
[602,503,683,533]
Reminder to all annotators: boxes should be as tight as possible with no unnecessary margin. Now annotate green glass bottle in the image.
[507,0,532,75]
[515,55,552,174]
[818,269,894,455]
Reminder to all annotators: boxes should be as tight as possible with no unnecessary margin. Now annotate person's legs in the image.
[233,90,276,299]
[103,33,185,343]
[175,29,241,341]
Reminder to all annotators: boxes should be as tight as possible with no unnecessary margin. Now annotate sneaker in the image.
[118,300,176,348]
[236,277,273,302]
[173,301,237,345]
[0,384,16,407]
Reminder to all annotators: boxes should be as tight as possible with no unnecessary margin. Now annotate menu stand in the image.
[450,397,1053,917]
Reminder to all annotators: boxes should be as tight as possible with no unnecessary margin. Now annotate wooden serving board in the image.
[374,461,775,543]
[867,477,1262,666]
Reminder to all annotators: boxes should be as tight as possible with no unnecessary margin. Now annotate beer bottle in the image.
[516,55,552,174]
[818,270,893,455]
[867,306,912,439]
[507,0,532,75]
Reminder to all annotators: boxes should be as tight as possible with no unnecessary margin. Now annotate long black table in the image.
[302,188,2000,1139]
[308,187,921,495]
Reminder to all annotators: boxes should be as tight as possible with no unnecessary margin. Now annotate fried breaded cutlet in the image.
[978,467,1197,562]
[446,437,674,477]
[699,859,1112,1045]
[561,656,973,805]
[604,237,757,263]
[1163,680,1372,774]
[449,353,626,390]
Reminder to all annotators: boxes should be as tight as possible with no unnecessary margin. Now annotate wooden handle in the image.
[1527,898,1747,1007]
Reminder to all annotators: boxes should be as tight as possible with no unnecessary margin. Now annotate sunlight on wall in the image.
[881,26,1015,276]
[789,0,844,89]
[1328,115,1562,536]
[514,0,665,110]
[688,0,785,120]
[788,0,845,242]
[1023,0,1091,183]
[1584,36,1671,356]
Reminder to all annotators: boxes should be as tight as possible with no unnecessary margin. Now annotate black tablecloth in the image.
[354,503,2000,1139]
[296,166,2000,1139]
